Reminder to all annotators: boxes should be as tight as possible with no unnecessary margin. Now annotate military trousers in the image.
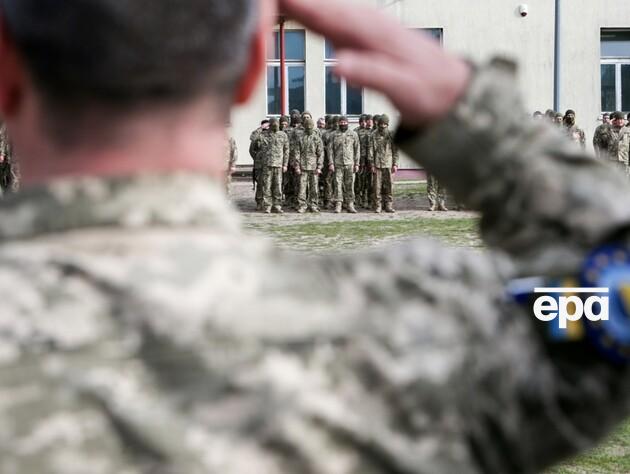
[427,173,447,207]
[253,167,264,204]
[298,171,320,209]
[373,167,394,208]
[263,166,283,208]
[334,165,355,205]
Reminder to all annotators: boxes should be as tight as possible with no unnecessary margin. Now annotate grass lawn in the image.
[246,210,629,473]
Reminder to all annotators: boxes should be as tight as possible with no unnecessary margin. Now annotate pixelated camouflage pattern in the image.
[564,124,586,149]
[368,129,399,169]
[0,59,629,474]
[328,129,360,167]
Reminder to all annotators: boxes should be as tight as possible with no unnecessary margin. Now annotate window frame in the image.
[266,30,306,116]
[600,29,630,113]
[324,40,364,116]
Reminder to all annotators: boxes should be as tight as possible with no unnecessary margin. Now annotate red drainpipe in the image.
[279,18,287,116]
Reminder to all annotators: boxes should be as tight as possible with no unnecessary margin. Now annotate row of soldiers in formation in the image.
[244,110,449,214]
[0,122,19,196]
[533,109,630,166]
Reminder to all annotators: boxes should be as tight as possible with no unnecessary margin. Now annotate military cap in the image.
[365,114,373,120]
[339,115,349,122]
[379,114,390,125]
[612,111,625,120]
[359,114,368,121]
[565,109,576,116]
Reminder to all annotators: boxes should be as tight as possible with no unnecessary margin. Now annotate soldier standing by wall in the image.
[427,173,448,211]
[261,117,289,214]
[249,119,269,210]
[354,114,369,207]
[0,121,18,196]
[563,109,585,149]
[224,135,238,196]
[593,113,611,158]
[600,111,630,175]
[322,115,340,209]
[296,118,324,213]
[369,114,399,213]
[328,115,359,213]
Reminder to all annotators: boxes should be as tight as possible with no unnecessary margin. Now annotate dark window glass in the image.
[288,66,305,112]
[347,85,363,115]
[267,66,281,115]
[601,64,616,112]
[325,39,336,60]
[413,28,443,45]
[622,65,630,112]
[267,30,306,61]
[326,66,341,114]
[601,30,630,58]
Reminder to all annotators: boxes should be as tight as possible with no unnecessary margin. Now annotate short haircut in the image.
[0,0,256,142]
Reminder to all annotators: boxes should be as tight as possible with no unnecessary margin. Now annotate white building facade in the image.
[231,0,630,168]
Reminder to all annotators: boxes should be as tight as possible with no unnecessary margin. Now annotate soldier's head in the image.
[359,114,367,128]
[378,114,390,133]
[602,113,611,125]
[339,116,349,132]
[564,109,576,126]
[612,111,626,128]
[269,118,279,133]
[280,116,290,130]
[0,0,263,167]
[553,113,564,125]
[261,119,270,130]
[304,118,315,135]
[332,115,340,130]
[301,111,312,123]
[533,111,543,121]
[545,109,555,121]
[317,118,326,129]
[373,114,382,127]
[290,109,302,127]
[366,114,374,129]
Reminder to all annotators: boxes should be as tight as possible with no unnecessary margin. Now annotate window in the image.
[267,30,305,115]
[325,40,364,115]
[601,30,630,113]
[419,28,443,45]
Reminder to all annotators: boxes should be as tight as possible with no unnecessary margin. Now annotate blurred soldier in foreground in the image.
[0,0,629,473]
[328,115,359,213]
[296,118,324,213]
[368,114,398,213]
[594,113,612,158]
[562,109,585,149]
[260,117,289,213]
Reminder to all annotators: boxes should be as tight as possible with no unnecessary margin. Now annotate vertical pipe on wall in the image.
[280,18,287,116]
[554,0,561,111]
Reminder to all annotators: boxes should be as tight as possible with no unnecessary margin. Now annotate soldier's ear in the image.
[234,0,275,105]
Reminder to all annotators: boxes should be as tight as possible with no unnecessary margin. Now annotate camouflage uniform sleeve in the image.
[282,133,289,169]
[367,133,374,167]
[389,58,630,469]
[353,132,360,167]
[316,136,324,170]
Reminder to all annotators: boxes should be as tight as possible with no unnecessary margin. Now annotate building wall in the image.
[231,0,630,167]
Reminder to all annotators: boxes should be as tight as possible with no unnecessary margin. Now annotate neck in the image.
[15,99,228,188]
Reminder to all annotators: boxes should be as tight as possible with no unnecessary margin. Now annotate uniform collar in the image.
[0,173,241,242]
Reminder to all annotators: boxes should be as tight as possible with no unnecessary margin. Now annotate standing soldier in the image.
[427,173,448,212]
[322,115,340,209]
[329,116,360,213]
[261,118,289,214]
[224,135,238,196]
[279,115,290,131]
[358,113,374,208]
[594,114,612,158]
[249,119,269,210]
[606,111,630,175]
[0,121,18,196]
[296,118,324,213]
[316,117,326,134]
[354,114,369,206]
[553,112,564,127]
[368,114,399,213]
[563,109,586,149]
